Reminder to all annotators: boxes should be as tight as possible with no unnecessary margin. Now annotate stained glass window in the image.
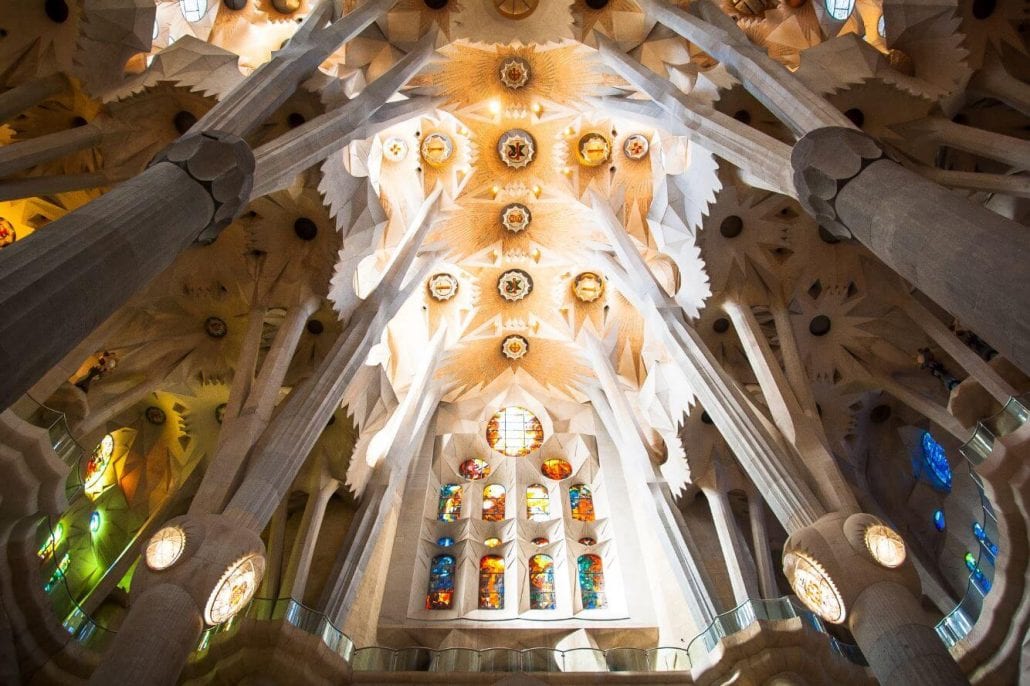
[529,554,556,609]
[825,0,855,20]
[479,555,505,609]
[460,458,491,480]
[179,0,208,22]
[578,554,606,609]
[964,552,992,593]
[933,509,946,532]
[578,537,596,546]
[83,434,115,491]
[426,554,456,609]
[437,536,455,547]
[486,407,544,456]
[918,432,952,493]
[438,484,463,522]
[541,458,572,481]
[972,522,999,559]
[482,484,506,521]
[484,537,502,548]
[527,484,549,521]
[569,484,595,521]
[531,537,549,546]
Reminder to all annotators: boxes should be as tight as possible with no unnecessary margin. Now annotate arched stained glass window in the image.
[529,554,555,609]
[972,522,999,559]
[179,0,208,22]
[578,554,606,609]
[83,434,115,492]
[438,484,463,522]
[569,484,595,521]
[825,0,855,20]
[479,555,505,609]
[486,407,544,456]
[527,484,549,521]
[918,432,952,493]
[933,509,946,532]
[482,484,506,521]
[426,554,456,609]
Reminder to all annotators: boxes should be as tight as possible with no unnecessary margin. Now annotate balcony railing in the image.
[960,394,1029,465]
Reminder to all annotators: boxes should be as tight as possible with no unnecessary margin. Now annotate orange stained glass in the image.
[486,407,544,456]
[569,483,595,521]
[482,483,506,521]
[459,458,491,480]
[541,458,572,481]
[529,553,556,609]
[479,555,505,609]
[438,484,463,522]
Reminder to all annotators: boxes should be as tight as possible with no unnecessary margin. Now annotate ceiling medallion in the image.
[420,132,454,168]
[494,0,539,19]
[500,203,532,233]
[497,269,534,302]
[427,273,460,301]
[577,132,612,167]
[573,272,605,303]
[497,129,536,169]
[623,134,650,160]
[205,316,228,338]
[864,524,906,568]
[0,217,15,248]
[783,550,846,623]
[499,57,531,89]
[501,334,529,360]
[383,137,409,162]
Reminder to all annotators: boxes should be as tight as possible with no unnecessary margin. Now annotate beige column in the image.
[702,482,760,605]
[895,116,1030,171]
[898,293,1017,405]
[279,477,338,602]
[0,123,107,178]
[746,483,779,599]
[258,499,289,615]
[0,74,68,125]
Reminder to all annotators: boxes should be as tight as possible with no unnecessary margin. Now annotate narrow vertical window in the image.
[529,554,555,609]
[578,554,606,609]
[438,484,462,522]
[526,484,549,521]
[426,554,456,609]
[478,555,505,609]
[569,483,595,521]
[482,484,506,521]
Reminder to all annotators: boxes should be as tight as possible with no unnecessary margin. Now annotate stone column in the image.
[702,482,760,605]
[784,512,968,686]
[0,132,254,412]
[0,74,68,125]
[791,128,1030,374]
[746,483,779,599]
[279,477,338,602]
[0,123,107,178]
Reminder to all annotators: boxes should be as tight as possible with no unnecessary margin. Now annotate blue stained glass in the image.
[426,554,456,609]
[972,522,999,559]
[577,554,606,609]
[919,432,952,493]
[438,484,463,522]
[529,554,555,610]
[437,536,455,547]
[964,551,992,593]
[933,509,946,532]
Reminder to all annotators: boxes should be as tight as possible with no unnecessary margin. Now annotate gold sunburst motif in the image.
[441,337,590,401]
[501,334,530,359]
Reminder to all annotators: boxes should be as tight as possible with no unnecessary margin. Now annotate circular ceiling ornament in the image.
[864,524,906,568]
[145,406,167,425]
[427,273,459,302]
[420,132,454,168]
[383,137,409,162]
[0,217,15,248]
[573,272,604,303]
[204,554,265,625]
[493,0,539,19]
[145,526,187,571]
[499,57,531,89]
[501,335,529,360]
[783,550,845,623]
[205,316,228,338]
[497,129,536,169]
[500,203,532,233]
[623,134,650,160]
[497,269,534,302]
[577,133,612,167]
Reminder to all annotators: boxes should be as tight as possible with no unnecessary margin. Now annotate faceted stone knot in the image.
[151,131,255,244]
[790,127,883,240]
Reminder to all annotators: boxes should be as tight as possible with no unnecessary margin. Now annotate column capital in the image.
[150,131,255,244]
[790,127,884,240]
